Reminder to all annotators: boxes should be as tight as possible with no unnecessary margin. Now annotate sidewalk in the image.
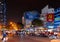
[27,36,51,42]
[0,35,51,42]
[7,35,40,42]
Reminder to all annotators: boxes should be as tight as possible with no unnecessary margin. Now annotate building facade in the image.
[40,5,54,29]
[54,8,60,30]
[0,0,7,27]
[23,11,40,28]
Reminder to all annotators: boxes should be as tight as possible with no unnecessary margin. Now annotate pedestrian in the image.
[2,30,8,42]
[20,31,23,38]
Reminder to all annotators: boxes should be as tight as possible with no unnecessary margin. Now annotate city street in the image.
[0,36,51,42]
[0,0,60,42]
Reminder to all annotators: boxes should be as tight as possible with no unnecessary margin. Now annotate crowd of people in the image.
[0,30,26,42]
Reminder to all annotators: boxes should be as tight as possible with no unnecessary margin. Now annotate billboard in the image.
[46,13,54,22]
[24,11,39,20]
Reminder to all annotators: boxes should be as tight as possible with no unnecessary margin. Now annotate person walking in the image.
[2,30,8,42]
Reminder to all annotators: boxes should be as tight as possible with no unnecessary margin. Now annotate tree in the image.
[32,19,43,27]
[17,22,24,29]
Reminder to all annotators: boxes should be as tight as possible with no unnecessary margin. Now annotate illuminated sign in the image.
[55,18,60,21]
[48,26,54,28]
[24,11,39,20]
[46,14,54,22]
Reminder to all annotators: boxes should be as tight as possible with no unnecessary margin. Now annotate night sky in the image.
[6,0,60,22]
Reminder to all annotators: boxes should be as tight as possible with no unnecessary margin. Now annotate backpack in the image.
[3,33,7,37]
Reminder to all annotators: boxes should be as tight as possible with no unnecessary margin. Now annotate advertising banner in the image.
[24,11,39,20]
[46,13,54,22]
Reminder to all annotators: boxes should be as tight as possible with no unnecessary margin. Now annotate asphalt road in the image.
[0,36,51,42]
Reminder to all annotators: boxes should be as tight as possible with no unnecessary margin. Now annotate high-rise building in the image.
[0,0,3,25]
[54,8,60,28]
[0,0,7,26]
[40,5,54,29]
